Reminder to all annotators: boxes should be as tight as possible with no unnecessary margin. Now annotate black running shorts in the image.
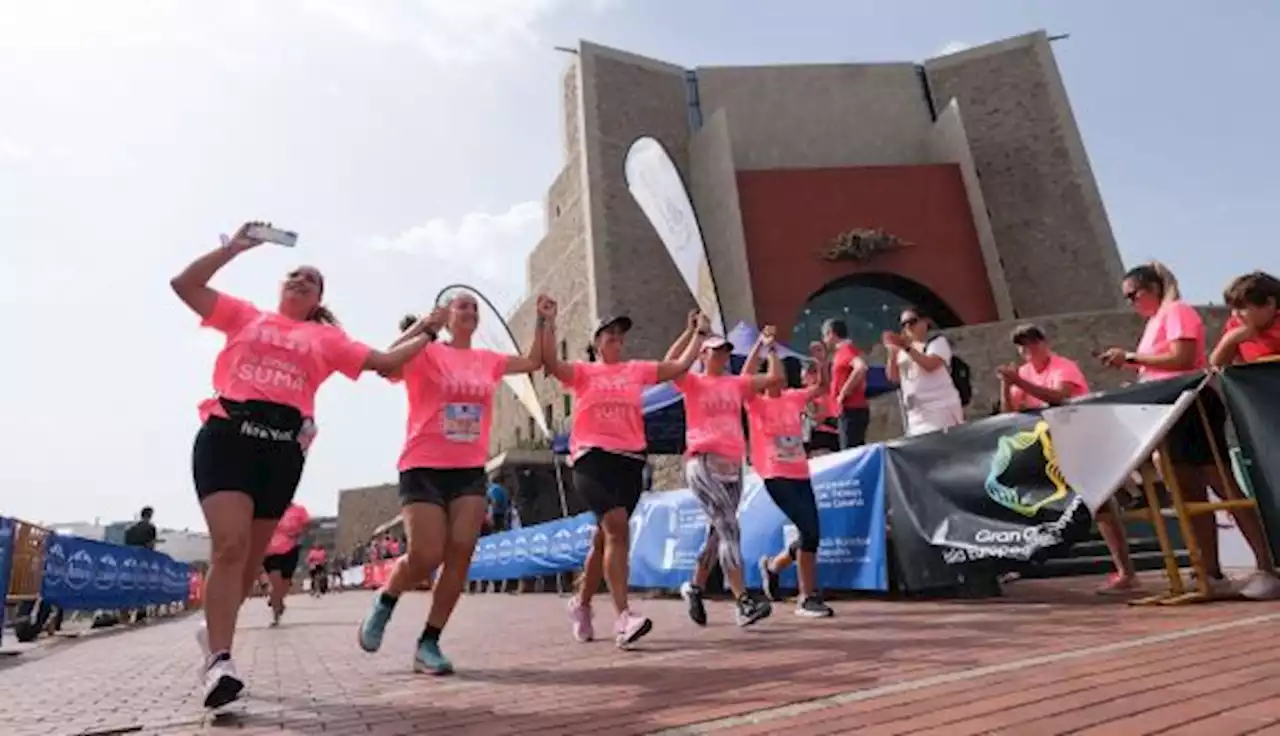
[399,467,487,507]
[192,400,306,521]
[572,449,646,519]
[262,545,301,576]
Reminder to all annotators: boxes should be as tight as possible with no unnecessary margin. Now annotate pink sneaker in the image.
[1096,573,1140,596]
[613,610,653,650]
[567,597,594,643]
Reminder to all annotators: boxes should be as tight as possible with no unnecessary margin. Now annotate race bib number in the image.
[773,435,805,463]
[443,403,483,443]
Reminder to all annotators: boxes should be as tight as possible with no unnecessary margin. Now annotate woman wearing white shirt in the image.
[883,308,964,436]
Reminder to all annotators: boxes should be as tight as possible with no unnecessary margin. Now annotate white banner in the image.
[436,285,550,440]
[1042,392,1195,513]
[624,136,725,336]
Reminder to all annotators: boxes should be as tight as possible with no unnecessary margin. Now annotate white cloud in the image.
[934,40,972,57]
[295,0,619,65]
[364,200,544,310]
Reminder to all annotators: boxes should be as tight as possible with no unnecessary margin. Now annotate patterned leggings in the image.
[686,453,744,573]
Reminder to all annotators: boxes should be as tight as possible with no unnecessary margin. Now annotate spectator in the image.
[124,507,158,550]
[820,318,869,449]
[1100,262,1279,600]
[883,307,963,436]
[997,324,1090,412]
[1211,271,1280,367]
[486,480,511,533]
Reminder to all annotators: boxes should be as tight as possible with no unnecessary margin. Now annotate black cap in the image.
[593,315,633,339]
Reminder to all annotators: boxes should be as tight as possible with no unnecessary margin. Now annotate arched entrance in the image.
[788,273,961,352]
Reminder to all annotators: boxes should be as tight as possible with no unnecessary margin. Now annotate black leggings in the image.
[764,477,820,554]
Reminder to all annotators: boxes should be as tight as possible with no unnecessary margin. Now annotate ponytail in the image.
[399,314,419,333]
[1149,261,1181,303]
[585,345,598,362]
[308,305,340,326]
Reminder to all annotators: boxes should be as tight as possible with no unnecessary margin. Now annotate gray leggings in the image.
[686,454,744,573]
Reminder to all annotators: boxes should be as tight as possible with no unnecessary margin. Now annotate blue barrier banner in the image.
[467,445,888,592]
[40,533,191,612]
[0,517,14,635]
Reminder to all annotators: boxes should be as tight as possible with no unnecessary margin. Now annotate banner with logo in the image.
[624,136,725,336]
[435,284,550,439]
[39,534,192,612]
[885,373,1201,592]
[466,446,888,592]
[1219,362,1280,563]
[0,517,14,636]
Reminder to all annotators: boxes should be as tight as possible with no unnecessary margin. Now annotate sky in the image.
[2,1,1277,532]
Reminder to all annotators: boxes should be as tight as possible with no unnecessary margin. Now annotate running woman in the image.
[667,314,783,627]
[305,545,327,596]
[357,291,552,674]
[261,502,311,626]
[542,300,704,648]
[172,221,431,708]
[742,329,835,617]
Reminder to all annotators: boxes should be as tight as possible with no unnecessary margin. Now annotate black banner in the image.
[885,374,1196,593]
[1218,362,1280,564]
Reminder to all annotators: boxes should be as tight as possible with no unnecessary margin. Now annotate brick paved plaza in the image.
[2,576,1279,736]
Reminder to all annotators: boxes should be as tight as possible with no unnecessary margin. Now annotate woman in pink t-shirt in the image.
[356,290,551,675]
[261,503,311,625]
[1100,263,1278,600]
[541,299,704,649]
[742,329,835,619]
[666,315,783,629]
[172,221,432,709]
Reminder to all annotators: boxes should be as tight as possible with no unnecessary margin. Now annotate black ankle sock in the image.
[379,592,399,608]
[419,624,443,644]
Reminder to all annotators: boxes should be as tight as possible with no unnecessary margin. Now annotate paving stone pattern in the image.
[1,575,1277,735]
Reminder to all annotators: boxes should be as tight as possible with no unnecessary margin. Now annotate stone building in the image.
[488,29,1132,462]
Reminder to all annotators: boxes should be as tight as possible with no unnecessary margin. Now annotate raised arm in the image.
[363,334,432,375]
[656,312,709,383]
[747,326,786,392]
[539,296,576,384]
[169,222,266,319]
[740,331,766,376]
[665,309,700,361]
[388,307,447,351]
[503,295,552,375]
[378,308,447,380]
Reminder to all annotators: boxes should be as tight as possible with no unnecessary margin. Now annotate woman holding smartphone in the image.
[172,221,432,709]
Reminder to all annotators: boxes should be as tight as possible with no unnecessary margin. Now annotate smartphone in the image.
[246,224,299,248]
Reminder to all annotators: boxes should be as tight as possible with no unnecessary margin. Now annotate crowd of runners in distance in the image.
[172,222,1280,709]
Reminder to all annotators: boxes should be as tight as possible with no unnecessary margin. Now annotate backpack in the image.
[926,336,973,407]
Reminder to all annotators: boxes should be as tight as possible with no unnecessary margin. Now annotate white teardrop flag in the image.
[624,136,725,336]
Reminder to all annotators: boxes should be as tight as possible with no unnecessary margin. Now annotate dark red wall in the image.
[736,164,999,336]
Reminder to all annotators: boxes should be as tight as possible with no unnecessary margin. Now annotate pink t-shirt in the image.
[395,342,508,471]
[1136,301,1206,382]
[746,389,812,480]
[567,361,660,458]
[265,504,311,556]
[305,548,326,566]
[1009,353,1090,410]
[675,372,754,461]
[199,294,371,422]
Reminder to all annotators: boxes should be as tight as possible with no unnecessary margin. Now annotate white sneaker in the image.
[1239,571,1280,601]
[202,656,244,709]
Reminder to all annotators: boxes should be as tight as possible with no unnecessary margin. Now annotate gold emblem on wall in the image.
[821,228,912,263]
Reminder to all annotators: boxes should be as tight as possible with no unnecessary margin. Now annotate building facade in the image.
[486,30,1126,459]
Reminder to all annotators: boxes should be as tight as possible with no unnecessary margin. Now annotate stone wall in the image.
[924,32,1126,319]
[864,306,1231,442]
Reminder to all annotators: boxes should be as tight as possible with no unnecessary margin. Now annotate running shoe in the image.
[567,596,594,643]
[357,595,395,653]
[758,556,782,602]
[1240,570,1280,601]
[270,601,285,628]
[679,582,708,626]
[614,610,653,650]
[412,639,455,676]
[795,595,834,618]
[1095,573,1140,596]
[202,654,244,709]
[734,593,772,627]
